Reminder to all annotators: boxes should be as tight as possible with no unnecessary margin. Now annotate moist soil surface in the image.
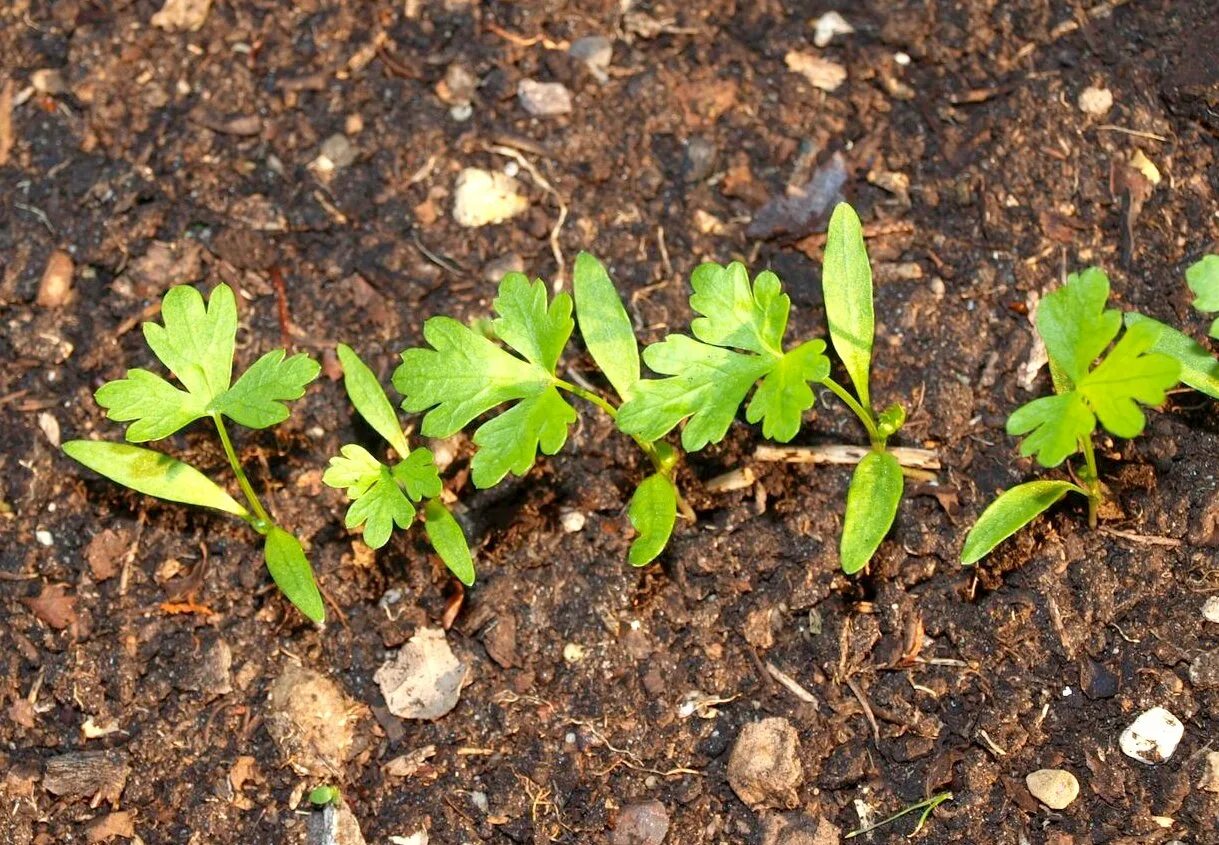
[3,1,1219,843]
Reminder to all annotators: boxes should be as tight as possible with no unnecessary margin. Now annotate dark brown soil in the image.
[3,1,1218,843]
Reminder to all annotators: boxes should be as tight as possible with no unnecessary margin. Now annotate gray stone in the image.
[611,800,669,845]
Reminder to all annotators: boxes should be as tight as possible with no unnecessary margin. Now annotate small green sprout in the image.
[619,203,908,574]
[63,283,325,622]
[323,344,474,585]
[308,784,340,806]
[961,267,1199,565]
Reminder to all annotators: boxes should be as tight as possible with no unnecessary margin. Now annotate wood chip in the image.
[754,443,940,470]
[43,751,131,805]
[0,77,13,167]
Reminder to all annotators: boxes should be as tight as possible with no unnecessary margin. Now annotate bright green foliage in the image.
[1125,313,1219,400]
[65,283,324,624]
[1036,268,1122,386]
[264,527,324,624]
[95,284,319,440]
[336,343,410,455]
[618,262,831,448]
[395,274,578,488]
[1008,271,1179,467]
[627,473,678,566]
[423,500,476,586]
[62,440,248,517]
[1186,254,1219,338]
[961,480,1079,565]
[211,350,321,429]
[309,785,340,806]
[572,252,640,401]
[325,346,474,584]
[823,203,875,409]
[840,451,903,575]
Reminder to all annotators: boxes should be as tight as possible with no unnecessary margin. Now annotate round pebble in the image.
[1025,768,1079,810]
[1120,706,1184,764]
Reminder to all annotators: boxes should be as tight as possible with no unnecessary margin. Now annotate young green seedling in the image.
[322,344,475,585]
[63,283,325,622]
[393,255,685,565]
[961,267,1185,565]
[618,202,908,574]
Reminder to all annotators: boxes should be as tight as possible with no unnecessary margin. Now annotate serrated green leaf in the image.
[143,284,237,400]
[469,387,576,487]
[1007,391,1094,467]
[63,440,248,516]
[1036,267,1122,386]
[1078,321,1179,438]
[395,275,578,488]
[264,526,324,624]
[322,443,382,496]
[572,252,640,401]
[393,448,443,501]
[396,317,551,435]
[627,473,678,566]
[619,265,830,450]
[745,339,831,441]
[423,499,475,585]
[618,335,772,450]
[209,350,319,429]
[961,480,1080,565]
[1124,313,1219,399]
[491,273,574,373]
[690,263,786,355]
[823,203,875,409]
[95,369,208,441]
[1186,255,1219,313]
[346,466,416,549]
[840,450,903,575]
[324,445,417,548]
[336,344,410,455]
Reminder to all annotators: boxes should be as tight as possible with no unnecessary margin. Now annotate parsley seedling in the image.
[63,283,325,623]
[619,203,910,574]
[323,344,475,585]
[394,256,687,565]
[962,267,1190,565]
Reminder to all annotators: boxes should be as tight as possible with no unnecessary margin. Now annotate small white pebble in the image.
[470,791,489,813]
[563,643,585,663]
[559,510,586,533]
[1062,686,1072,697]
[36,530,54,546]
[307,426,325,438]
[812,11,854,48]
[894,51,911,66]
[1026,768,1079,810]
[1201,596,1219,624]
[1078,86,1114,117]
[1121,707,1184,764]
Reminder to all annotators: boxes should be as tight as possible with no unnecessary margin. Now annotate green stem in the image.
[846,791,953,839]
[1079,436,1101,529]
[555,379,695,520]
[820,377,883,447]
[212,413,272,529]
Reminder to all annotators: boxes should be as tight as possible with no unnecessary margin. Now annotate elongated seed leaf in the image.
[822,203,874,409]
[1125,313,1219,399]
[572,252,640,401]
[424,499,475,585]
[63,440,247,516]
[336,344,410,455]
[840,450,903,575]
[627,473,678,566]
[264,526,325,624]
[960,480,1078,565]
